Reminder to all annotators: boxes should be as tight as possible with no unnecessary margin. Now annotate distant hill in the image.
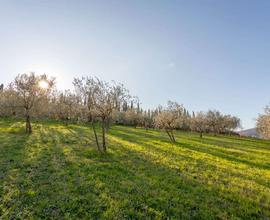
[238,128,259,138]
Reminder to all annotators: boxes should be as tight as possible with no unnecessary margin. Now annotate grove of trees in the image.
[13,73,55,133]
[0,73,242,150]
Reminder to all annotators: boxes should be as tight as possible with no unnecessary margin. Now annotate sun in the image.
[39,80,49,89]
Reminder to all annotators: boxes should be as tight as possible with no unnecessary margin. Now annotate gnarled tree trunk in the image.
[166,129,176,143]
[101,119,106,152]
[92,122,101,152]
[25,109,32,134]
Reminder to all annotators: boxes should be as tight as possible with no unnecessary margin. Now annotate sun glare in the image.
[39,80,49,89]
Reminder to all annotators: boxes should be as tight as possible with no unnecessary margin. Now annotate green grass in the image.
[0,119,270,219]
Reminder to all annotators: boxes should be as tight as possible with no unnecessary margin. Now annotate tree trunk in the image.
[102,120,106,152]
[105,119,110,132]
[64,118,68,126]
[165,130,172,142]
[25,109,32,134]
[171,131,176,142]
[200,132,203,138]
[92,122,100,151]
[166,129,175,143]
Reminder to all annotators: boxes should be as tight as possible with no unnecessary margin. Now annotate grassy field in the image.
[0,119,270,219]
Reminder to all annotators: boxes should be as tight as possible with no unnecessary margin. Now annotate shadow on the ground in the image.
[0,121,269,219]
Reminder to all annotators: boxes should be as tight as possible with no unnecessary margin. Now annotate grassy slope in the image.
[0,119,270,219]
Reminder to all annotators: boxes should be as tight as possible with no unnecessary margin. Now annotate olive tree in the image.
[73,76,129,152]
[141,110,153,130]
[13,73,55,133]
[257,105,270,139]
[205,110,241,135]
[154,101,184,143]
[222,115,241,134]
[52,90,78,124]
[124,108,142,128]
[0,84,21,117]
[206,110,223,136]
[191,111,207,138]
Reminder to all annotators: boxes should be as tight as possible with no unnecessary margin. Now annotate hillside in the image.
[239,128,259,138]
[1,119,270,219]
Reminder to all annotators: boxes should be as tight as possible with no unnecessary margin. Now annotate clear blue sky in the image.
[0,0,269,129]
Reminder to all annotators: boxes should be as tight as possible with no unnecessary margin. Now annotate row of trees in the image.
[0,73,133,152]
[0,73,241,151]
[257,105,270,139]
[153,102,241,142]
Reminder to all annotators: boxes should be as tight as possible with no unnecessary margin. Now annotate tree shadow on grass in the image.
[216,134,270,146]
[174,135,270,166]
[0,121,32,218]
[110,128,270,189]
[117,126,270,152]
[184,135,270,157]
[1,122,270,219]
[17,132,268,219]
[113,127,270,170]
[193,135,270,151]
[175,140,270,170]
